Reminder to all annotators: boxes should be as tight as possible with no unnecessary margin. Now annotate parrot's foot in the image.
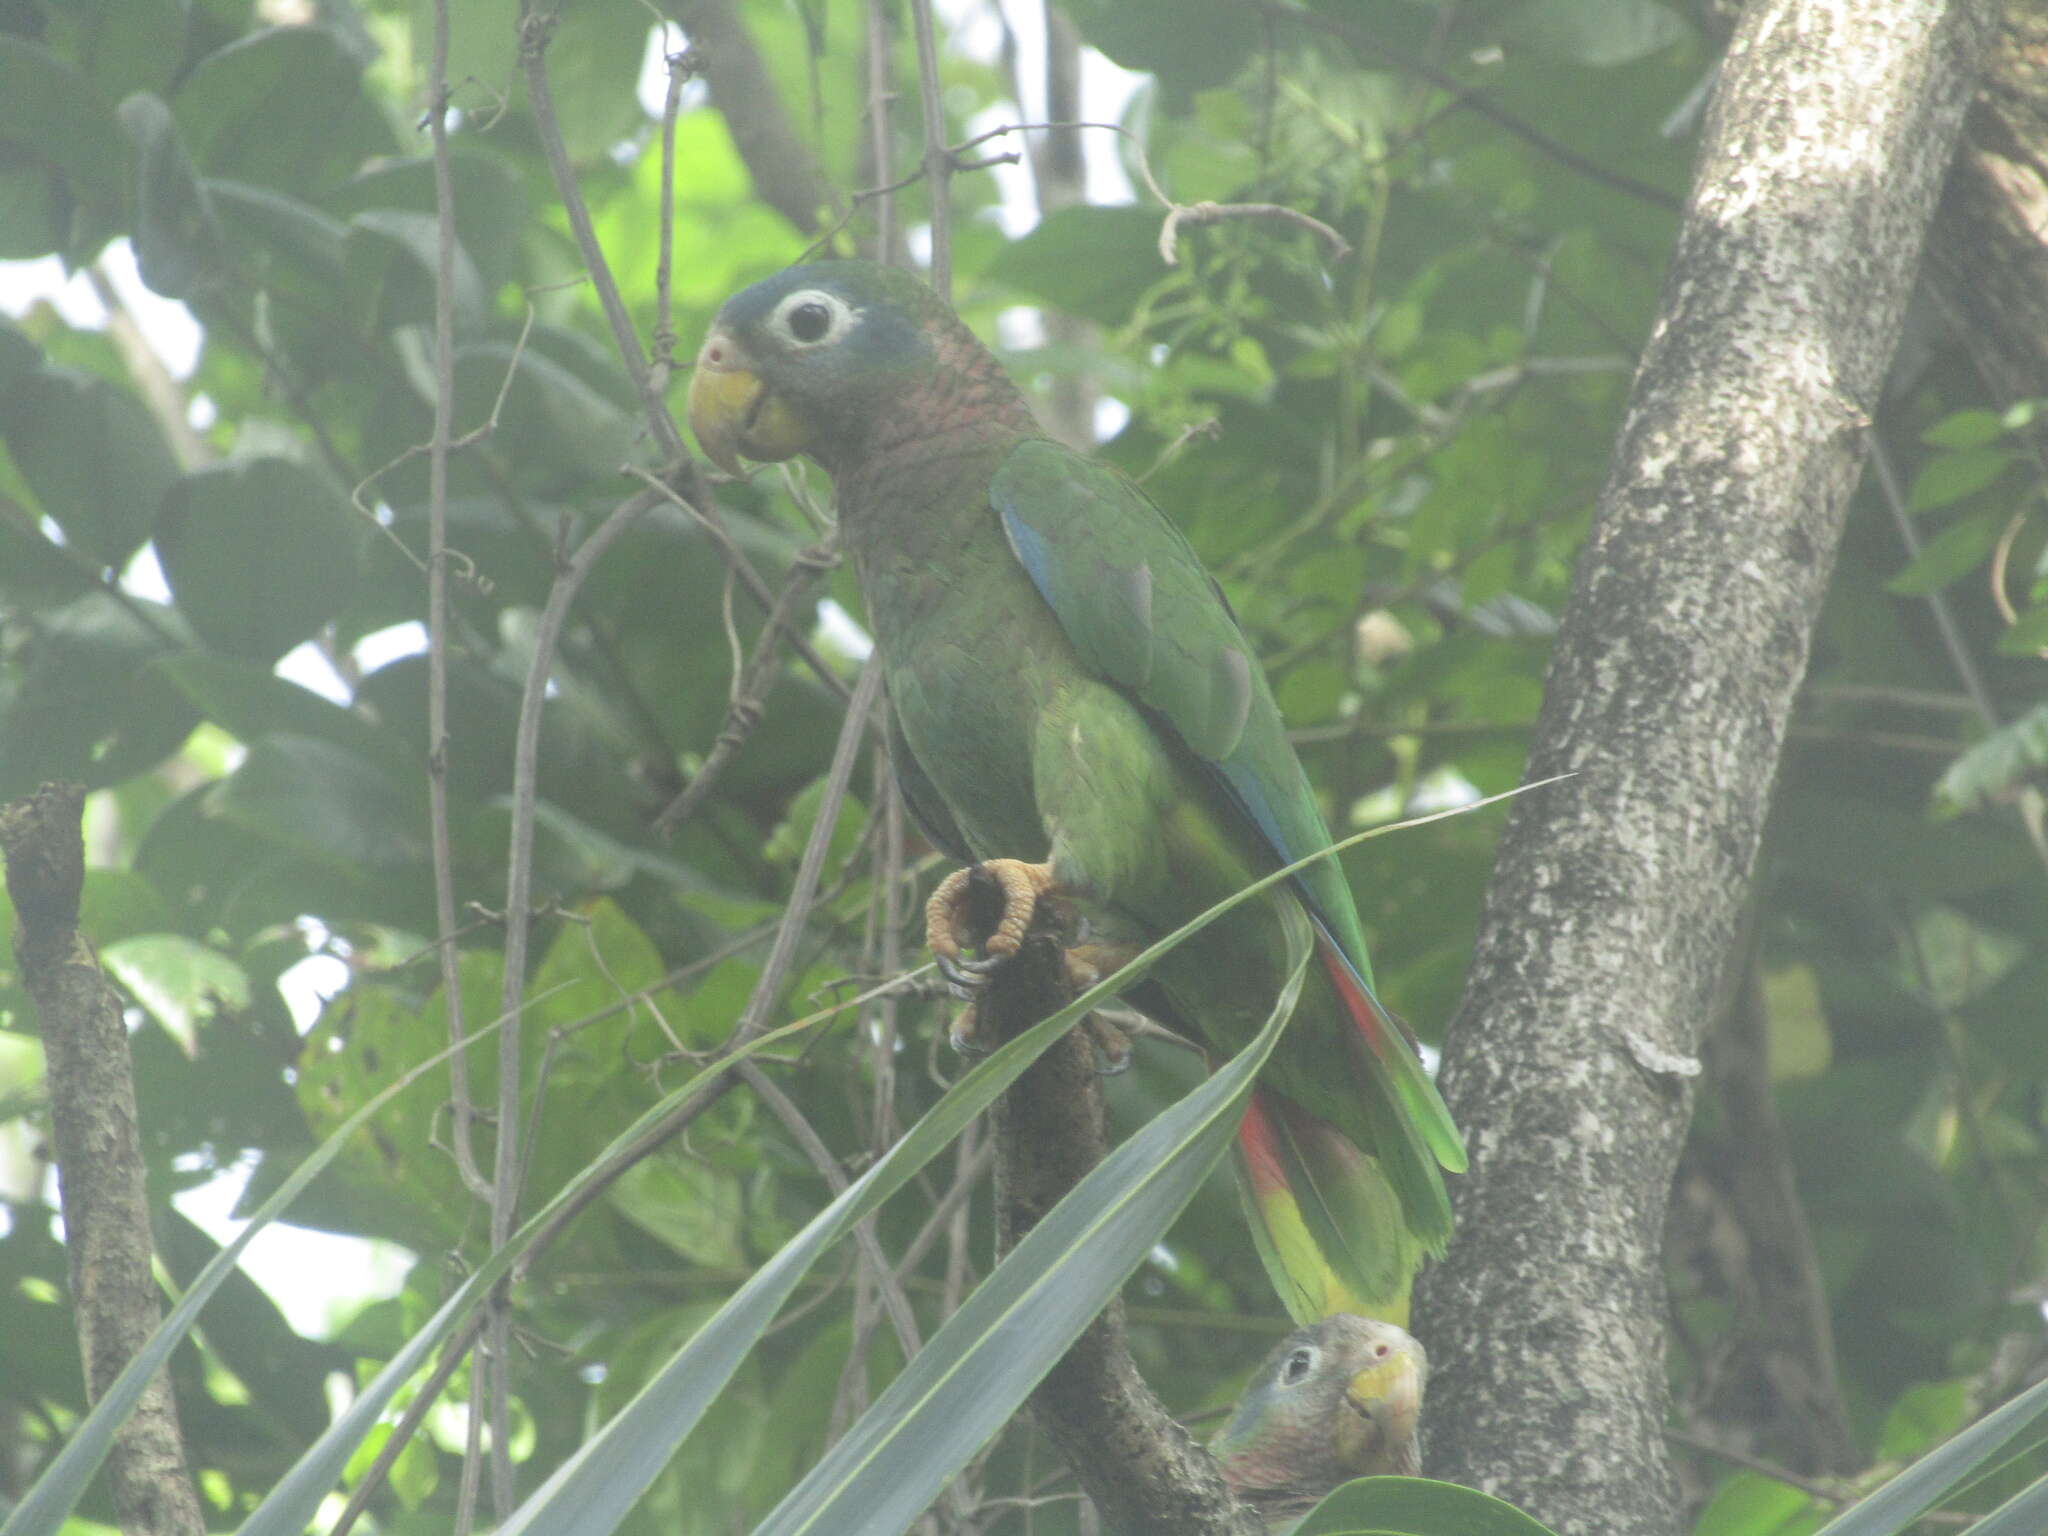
[925,859,1060,977]
[1083,1012,1134,1076]
[942,935,1142,1063]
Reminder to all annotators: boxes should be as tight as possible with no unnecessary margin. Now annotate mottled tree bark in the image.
[1412,4,1998,1534]
[1,784,206,1536]
[981,922,1262,1536]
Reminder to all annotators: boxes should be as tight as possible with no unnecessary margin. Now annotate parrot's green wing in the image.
[990,438,1463,1175]
[885,693,974,863]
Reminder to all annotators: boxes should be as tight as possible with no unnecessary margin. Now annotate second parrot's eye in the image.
[1282,1348,1315,1385]
[789,302,832,341]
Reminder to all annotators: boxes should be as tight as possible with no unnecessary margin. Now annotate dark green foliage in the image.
[0,0,2042,1531]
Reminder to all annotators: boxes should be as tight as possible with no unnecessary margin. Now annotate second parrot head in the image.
[687,260,952,476]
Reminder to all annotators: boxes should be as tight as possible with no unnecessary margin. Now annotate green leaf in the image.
[1931,701,2048,817]
[1509,0,1689,67]
[144,650,419,781]
[100,934,251,1052]
[1691,1472,1823,1536]
[0,36,128,260]
[1906,449,2012,514]
[1811,1372,2048,1536]
[208,734,427,870]
[117,92,227,300]
[345,207,486,334]
[0,975,540,1536]
[206,178,349,303]
[172,25,397,196]
[155,457,364,661]
[1995,603,2048,656]
[1064,0,1260,92]
[1921,410,2006,450]
[1886,512,2003,596]
[989,206,1168,327]
[0,364,178,567]
[1289,1476,1563,1536]
[0,593,193,799]
[330,146,531,293]
[1880,1379,1973,1460]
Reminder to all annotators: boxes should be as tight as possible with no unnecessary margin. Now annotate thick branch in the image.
[1,784,206,1536]
[672,0,837,233]
[981,925,1262,1536]
[1413,4,1997,1534]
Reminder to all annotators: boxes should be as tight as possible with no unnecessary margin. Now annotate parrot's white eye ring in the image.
[1282,1347,1316,1386]
[771,289,856,348]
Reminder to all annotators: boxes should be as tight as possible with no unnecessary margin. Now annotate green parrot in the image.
[687,260,1464,1325]
[1211,1314,1427,1525]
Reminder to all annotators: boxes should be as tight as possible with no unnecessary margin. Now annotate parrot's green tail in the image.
[1233,1089,1421,1327]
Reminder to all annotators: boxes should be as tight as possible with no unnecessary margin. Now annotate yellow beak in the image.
[686,330,812,476]
[1335,1353,1422,1467]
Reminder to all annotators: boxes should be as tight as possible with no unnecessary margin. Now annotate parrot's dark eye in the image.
[788,301,833,342]
[1282,1348,1315,1385]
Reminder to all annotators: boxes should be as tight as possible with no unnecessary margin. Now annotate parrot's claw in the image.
[948,1004,990,1057]
[924,859,1060,970]
[934,951,982,997]
[1085,1014,1134,1076]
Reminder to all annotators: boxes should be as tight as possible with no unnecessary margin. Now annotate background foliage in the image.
[0,0,2044,1530]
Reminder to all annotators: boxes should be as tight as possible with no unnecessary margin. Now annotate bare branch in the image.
[1,784,207,1536]
[427,0,492,1210]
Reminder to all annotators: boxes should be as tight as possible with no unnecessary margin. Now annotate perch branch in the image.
[978,921,1264,1536]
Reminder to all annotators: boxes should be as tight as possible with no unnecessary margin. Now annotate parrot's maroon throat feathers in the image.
[834,315,1037,476]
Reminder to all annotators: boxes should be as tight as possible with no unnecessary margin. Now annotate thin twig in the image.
[426,0,491,1212]
[739,1061,945,1449]
[653,539,842,836]
[329,1316,486,1536]
[908,0,953,297]
[521,12,685,465]
[865,0,898,266]
[1157,200,1351,265]
[480,485,657,1512]
[652,41,699,382]
[624,465,854,706]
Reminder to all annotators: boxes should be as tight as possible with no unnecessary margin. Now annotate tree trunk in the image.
[1412,4,1998,1534]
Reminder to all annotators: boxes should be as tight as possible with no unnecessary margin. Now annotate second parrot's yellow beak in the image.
[686,330,812,476]
[1336,1352,1422,1466]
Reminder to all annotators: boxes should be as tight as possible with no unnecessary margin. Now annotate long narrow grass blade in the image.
[751,907,1313,1536]
[0,984,559,1536]
[1811,1373,2048,1536]
[231,992,876,1536]
[1958,1468,2048,1536]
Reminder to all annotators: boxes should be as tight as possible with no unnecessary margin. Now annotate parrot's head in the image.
[688,260,1022,477]
[1212,1314,1427,1504]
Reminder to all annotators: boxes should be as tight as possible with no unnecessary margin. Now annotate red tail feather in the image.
[1319,932,1391,1055]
